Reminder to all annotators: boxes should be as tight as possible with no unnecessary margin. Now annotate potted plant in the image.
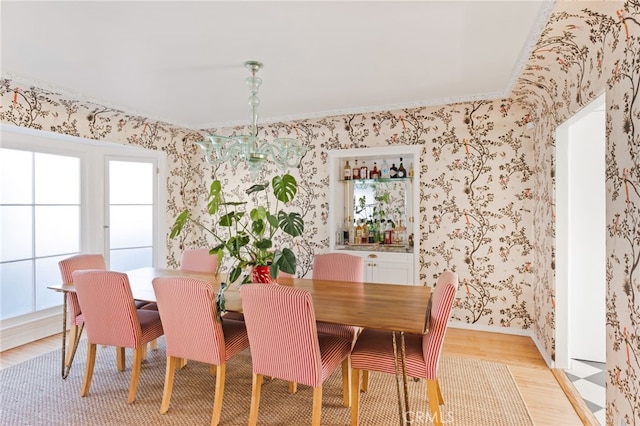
[170,173,304,289]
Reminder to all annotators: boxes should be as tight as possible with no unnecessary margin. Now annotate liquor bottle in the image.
[343,216,351,243]
[350,218,357,244]
[344,161,352,181]
[361,220,369,244]
[408,162,414,178]
[390,163,398,178]
[397,158,406,178]
[370,162,379,179]
[360,161,368,180]
[355,220,363,244]
[352,159,360,180]
[381,160,390,179]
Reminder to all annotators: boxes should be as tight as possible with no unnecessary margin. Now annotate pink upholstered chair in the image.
[349,270,459,426]
[310,253,364,404]
[240,284,352,426]
[312,252,363,344]
[180,248,219,274]
[72,270,164,403]
[152,277,249,426]
[58,254,107,367]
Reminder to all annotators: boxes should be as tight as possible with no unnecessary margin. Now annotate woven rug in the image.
[0,338,533,425]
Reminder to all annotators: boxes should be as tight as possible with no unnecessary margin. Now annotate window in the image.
[0,125,166,323]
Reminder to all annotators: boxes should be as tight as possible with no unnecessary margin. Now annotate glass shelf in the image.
[340,177,412,183]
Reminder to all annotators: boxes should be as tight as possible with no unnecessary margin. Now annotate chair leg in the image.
[436,378,444,404]
[211,364,226,426]
[361,370,369,392]
[116,347,126,372]
[288,381,297,394]
[180,358,188,369]
[127,345,145,404]
[150,339,158,351]
[80,342,97,397]
[160,356,179,414]
[342,356,351,407]
[350,368,360,426]
[248,373,263,426]
[426,379,443,426]
[311,386,323,426]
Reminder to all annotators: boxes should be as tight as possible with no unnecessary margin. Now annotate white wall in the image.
[555,94,606,367]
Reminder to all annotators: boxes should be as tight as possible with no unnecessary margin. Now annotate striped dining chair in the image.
[72,270,164,403]
[152,276,249,426]
[312,252,363,345]
[240,284,352,426]
[349,270,459,426]
[180,248,219,274]
[58,254,107,368]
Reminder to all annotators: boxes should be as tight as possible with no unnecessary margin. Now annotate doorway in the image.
[556,93,606,367]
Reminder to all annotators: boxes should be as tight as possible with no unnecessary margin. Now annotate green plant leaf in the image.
[229,266,242,284]
[266,212,279,228]
[227,234,249,256]
[252,218,265,235]
[246,183,268,195]
[273,248,296,274]
[272,174,297,203]
[207,180,223,215]
[170,210,190,238]
[250,206,267,221]
[254,238,272,250]
[219,211,244,226]
[278,211,304,237]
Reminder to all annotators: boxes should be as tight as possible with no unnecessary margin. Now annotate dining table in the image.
[48,266,432,426]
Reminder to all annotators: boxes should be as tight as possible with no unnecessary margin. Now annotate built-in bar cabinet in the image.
[328,145,421,285]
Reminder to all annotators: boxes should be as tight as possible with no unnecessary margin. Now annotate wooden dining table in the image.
[49,266,432,426]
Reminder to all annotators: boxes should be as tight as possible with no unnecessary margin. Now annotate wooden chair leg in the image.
[342,356,351,407]
[150,339,158,351]
[248,373,263,426]
[160,356,179,414]
[350,368,360,426]
[142,344,148,360]
[426,379,443,426]
[436,378,444,404]
[180,358,188,369]
[116,346,126,372]
[127,345,145,404]
[80,342,97,397]
[361,370,369,392]
[211,364,226,426]
[288,381,297,394]
[311,386,323,426]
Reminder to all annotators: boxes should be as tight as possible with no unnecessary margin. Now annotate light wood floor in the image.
[1,327,590,425]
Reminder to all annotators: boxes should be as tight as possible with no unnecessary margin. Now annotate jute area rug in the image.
[0,337,534,425]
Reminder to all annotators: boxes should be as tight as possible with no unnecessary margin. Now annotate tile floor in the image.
[565,359,606,425]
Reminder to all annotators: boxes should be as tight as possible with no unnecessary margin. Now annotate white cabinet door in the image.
[340,250,414,285]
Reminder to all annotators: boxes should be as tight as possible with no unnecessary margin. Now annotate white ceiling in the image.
[1,1,553,130]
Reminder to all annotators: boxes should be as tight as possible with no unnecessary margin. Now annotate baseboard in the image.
[0,309,63,351]
[448,321,554,368]
[448,320,533,337]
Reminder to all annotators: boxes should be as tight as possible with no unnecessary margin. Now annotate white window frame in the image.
[0,124,167,349]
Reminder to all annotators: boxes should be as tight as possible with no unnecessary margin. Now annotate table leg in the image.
[392,331,406,426]
[400,332,410,418]
[60,292,83,380]
[60,292,67,379]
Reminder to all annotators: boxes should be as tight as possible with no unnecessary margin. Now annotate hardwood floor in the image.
[1,327,588,425]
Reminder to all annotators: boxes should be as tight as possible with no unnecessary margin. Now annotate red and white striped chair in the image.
[72,270,164,403]
[58,254,107,367]
[312,252,363,345]
[349,270,459,426]
[240,284,352,426]
[152,277,249,426]
[180,248,219,274]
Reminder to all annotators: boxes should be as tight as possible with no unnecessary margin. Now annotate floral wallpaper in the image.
[1,1,639,423]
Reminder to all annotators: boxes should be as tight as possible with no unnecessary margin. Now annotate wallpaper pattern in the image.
[1,1,640,423]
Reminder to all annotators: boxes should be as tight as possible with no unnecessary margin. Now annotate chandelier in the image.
[196,60,309,176]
